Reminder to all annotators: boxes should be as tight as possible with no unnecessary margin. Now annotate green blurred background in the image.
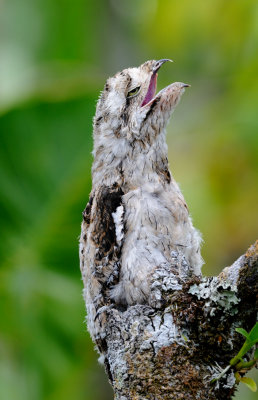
[0,0,257,399]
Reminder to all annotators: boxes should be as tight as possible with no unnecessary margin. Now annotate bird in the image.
[79,59,203,341]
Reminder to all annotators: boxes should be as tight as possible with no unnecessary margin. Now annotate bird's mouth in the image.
[141,59,172,107]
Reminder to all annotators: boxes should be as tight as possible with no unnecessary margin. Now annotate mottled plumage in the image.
[80,59,203,340]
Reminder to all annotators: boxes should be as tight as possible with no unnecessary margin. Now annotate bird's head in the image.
[93,59,189,143]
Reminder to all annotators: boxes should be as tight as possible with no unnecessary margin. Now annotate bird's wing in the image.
[80,183,124,308]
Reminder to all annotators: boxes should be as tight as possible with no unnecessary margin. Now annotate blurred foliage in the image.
[0,0,257,399]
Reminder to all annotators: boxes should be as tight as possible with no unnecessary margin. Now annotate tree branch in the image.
[89,241,257,400]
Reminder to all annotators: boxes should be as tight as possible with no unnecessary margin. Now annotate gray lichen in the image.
[189,277,239,316]
[87,242,257,400]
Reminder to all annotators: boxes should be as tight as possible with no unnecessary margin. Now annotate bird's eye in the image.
[127,86,141,98]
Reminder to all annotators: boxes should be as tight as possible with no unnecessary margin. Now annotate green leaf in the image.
[235,328,249,339]
[240,377,257,392]
[249,322,258,343]
[236,359,257,370]
[231,323,258,366]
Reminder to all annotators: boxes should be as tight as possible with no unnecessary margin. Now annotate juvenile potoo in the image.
[80,59,203,340]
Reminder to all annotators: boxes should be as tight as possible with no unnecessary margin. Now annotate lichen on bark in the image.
[86,241,257,400]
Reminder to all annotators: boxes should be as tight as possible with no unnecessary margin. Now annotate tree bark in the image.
[88,241,258,400]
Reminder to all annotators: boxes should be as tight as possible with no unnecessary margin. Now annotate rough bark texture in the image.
[89,241,258,400]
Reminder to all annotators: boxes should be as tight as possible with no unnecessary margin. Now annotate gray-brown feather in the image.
[80,60,203,340]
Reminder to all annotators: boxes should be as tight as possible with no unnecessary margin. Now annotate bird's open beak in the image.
[141,59,173,107]
[152,59,173,73]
